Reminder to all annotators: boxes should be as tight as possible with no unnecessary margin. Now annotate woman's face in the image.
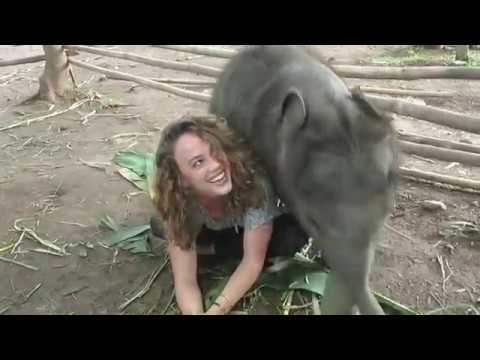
[174,132,232,200]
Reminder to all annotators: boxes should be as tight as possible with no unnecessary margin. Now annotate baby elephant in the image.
[210,45,397,315]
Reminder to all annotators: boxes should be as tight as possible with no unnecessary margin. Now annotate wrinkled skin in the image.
[210,45,397,315]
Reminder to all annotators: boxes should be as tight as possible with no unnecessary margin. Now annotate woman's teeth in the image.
[210,171,226,183]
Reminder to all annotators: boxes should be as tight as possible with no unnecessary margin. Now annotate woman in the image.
[150,115,309,315]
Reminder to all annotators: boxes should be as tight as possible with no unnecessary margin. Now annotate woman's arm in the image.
[168,244,204,315]
[205,223,272,315]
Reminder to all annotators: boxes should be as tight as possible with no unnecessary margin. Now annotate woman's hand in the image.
[168,243,204,315]
[205,222,272,315]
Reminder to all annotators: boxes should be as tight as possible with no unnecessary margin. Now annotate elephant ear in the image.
[280,88,308,132]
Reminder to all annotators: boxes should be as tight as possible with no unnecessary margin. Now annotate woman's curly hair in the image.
[152,115,266,250]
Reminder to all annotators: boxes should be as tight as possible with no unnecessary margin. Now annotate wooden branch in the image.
[151,45,235,59]
[365,95,480,134]
[333,65,480,80]
[66,45,221,77]
[68,58,211,103]
[356,86,454,98]
[399,167,480,191]
[0,54,45,67]
[397,131,480,154]
[398,141,480,167]
[0,255,39,271]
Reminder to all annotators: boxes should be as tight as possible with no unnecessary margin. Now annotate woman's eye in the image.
[192,159,203,168]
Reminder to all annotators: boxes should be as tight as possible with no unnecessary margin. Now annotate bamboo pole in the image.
[398,141,480,166]
[366,95,480,134]
[399,167,480,191]
[68,58,211,102]
[151,45,235,59]
[147,45,480,80]
[66,45,221,77]
[357,86,454,98]
[397,131,480,154]
[334,65,480,80]
[0,54,45,67]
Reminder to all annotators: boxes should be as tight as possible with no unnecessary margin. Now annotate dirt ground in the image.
[0,45,479,315]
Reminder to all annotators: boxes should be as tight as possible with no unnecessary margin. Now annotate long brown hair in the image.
[152,115,266,250]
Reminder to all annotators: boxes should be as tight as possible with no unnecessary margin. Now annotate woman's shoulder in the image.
[244,174,286,231]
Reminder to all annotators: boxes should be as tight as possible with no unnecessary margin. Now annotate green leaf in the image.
[374,291,420,315]
[101,225,151,247]
[256,258,327,294]
[289,271,328,296]
[144,153,156,199]
[117,168,148,191]
[118,235,151,255]
[113,150,157,197]
[99,215,120,232]
[113,150,149,177]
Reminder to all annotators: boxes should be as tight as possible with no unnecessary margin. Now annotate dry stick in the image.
[66,45,221,77]
[162,290,176,315]
[63,285,88,297]
[0,255,39,271]
[425,303,478,315]
[283,291,295,316]
[366,95,480,134]
[13,219,67,255]
[69,58,211,103]
[29,248,65,257]
[397,131,480,154]
[21,283,43,304]
[384,224,417,243]
[11,231,26,254]
[398,141,480,167]
[437,256,447,293]
[151,45,236,59]
[311,294,321,315]
[0,54,45,67]
[118,258,169,311]
[0,99,89,132]
[399,167,480,192]
[68,67,78,88]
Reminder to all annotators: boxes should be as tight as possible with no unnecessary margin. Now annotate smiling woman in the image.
[150,115,309,315]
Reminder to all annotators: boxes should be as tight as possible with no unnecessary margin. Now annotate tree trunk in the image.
[38,45,70,103]
[456,46,469,61]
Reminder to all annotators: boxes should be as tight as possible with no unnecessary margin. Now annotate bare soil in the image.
[0,45,479,315]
